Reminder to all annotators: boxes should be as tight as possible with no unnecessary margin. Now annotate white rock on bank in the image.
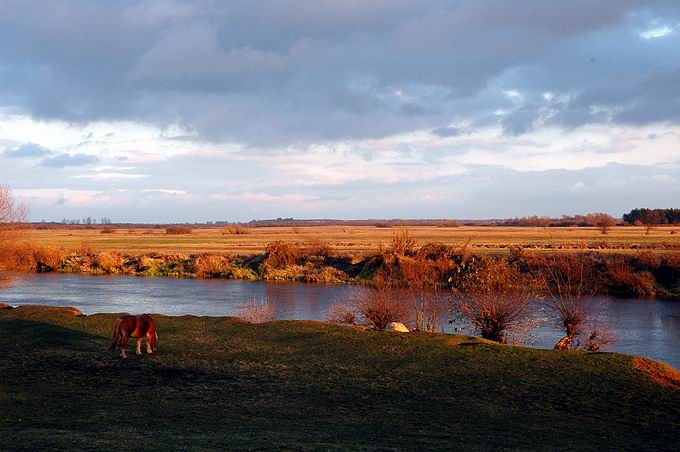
[385,322,409,333]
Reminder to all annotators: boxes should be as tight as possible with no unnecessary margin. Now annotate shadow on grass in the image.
[0,318,106,351]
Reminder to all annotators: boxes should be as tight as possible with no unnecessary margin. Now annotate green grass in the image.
[2,306,680,450]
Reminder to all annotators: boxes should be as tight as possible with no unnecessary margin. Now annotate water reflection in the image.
[3,273,680,369]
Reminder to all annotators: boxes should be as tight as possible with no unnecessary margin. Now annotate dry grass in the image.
[634,357,680,390]
[19,224,680,256]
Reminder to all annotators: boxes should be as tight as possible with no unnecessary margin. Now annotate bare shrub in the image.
[583,318,616,351]
[455,258,536,343]
[537,254,601,349]
[349,287,409,330]
[165,226,193,235]
[100,228,116,234]
[327,301,359,325]
[390,227,417,256]
[237,297,277,323]
[195,255,231,278]
[263,241,300,269]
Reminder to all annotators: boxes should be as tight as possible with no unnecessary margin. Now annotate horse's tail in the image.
[109,318,122,351]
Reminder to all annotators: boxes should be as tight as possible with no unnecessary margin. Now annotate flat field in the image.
[22,225,680,256]
[2,305,680,450]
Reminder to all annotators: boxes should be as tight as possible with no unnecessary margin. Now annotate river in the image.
[3,273,680,368]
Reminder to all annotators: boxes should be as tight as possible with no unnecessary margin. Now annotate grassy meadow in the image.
[22,224,680,256]
[2,305,680,450]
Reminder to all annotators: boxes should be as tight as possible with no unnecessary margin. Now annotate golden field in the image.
[21,224,680,256]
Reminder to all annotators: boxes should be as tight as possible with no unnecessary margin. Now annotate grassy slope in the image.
[2,306,680,451]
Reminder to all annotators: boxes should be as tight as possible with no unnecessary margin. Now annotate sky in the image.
[0,0,679,222]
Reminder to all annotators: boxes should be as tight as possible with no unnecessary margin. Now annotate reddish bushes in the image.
[607,259,657,297]
[354,287,410,330]
[194,255,231,278]
[263,241,300,269]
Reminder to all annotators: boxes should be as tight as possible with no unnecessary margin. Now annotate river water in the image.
[3,274,680,368]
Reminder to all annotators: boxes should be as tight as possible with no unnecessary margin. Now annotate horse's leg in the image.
[136,338,143,355]
[120,332,129,358]
[146,333,153,354]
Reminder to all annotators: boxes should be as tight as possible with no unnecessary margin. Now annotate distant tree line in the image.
[61,217,112,225]
[622,208,680,226]
[499,213,618,228]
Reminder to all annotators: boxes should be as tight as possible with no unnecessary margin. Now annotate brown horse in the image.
[109,314,158,358]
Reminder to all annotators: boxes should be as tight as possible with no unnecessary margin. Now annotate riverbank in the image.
[1,305,680,450]
[7,239,680,299]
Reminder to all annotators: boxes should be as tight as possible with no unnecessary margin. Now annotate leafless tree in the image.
[398,257,447,332]
[589,213,616,235]
[537,254,613,350]
[0,186,28,291]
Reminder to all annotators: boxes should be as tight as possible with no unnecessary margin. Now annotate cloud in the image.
[639,25,674,40]
[0,1,678,145]
[40,153,99,168]
[1,2,680,221]
[3,143,52,158]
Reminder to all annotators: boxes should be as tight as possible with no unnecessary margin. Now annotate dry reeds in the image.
[165,226,193,235]
[194,255,231,278]
[222,224,250,235]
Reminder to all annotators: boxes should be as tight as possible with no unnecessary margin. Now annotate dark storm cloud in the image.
[0,0,678,145]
